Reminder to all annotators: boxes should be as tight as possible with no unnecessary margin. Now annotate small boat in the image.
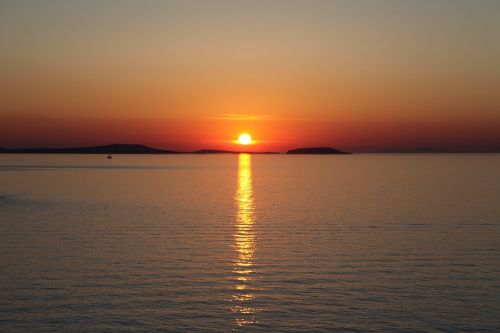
[107,154,112,159]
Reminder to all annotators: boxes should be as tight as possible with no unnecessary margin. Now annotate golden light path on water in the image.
[232,154,258,327]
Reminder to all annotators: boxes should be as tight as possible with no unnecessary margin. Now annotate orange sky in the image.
[1,1,499,152]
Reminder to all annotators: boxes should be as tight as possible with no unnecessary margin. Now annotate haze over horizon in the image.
[1,0,499,152]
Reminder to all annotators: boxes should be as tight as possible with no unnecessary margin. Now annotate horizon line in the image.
[1,143,500,154]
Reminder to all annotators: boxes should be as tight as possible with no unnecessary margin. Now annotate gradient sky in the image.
[1,0,499,152]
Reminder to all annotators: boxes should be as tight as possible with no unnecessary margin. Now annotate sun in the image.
[238,133,252,145]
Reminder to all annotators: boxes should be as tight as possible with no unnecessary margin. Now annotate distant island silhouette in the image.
[0,144,281,154]
[287,147,351,154]
[1,144,498,154]
[0,144,353,155]
[194,149,279,154]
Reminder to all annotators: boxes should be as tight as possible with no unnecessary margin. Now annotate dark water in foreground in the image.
[0,154,499,332]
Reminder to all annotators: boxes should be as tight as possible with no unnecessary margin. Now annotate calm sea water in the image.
[0,154,499,332]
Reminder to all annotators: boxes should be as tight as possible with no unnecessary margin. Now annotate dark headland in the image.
[0,144,180,154]
[286,147,351,154]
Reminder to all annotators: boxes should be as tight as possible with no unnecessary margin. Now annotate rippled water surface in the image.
[1,154,499,332]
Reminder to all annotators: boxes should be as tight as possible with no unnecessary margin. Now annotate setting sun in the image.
[238,133,252,145]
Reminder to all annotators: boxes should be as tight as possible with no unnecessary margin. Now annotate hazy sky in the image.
[1,0,499,151]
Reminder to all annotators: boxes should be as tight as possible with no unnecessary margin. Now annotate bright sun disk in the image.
[238,133,252,145]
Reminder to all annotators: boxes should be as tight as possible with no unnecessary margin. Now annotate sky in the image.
[0,0,499,152]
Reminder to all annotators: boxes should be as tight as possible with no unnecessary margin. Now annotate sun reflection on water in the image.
[232,154,258,327]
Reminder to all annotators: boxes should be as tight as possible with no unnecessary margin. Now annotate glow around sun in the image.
[238,133,252,145]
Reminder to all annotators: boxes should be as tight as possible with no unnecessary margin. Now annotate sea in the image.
[0,154,499,332]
